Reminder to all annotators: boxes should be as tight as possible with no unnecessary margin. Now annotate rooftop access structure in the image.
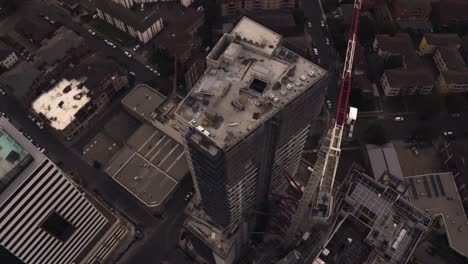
[284,0,362,245]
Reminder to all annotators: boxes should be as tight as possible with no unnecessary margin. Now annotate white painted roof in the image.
[32,78,90,130]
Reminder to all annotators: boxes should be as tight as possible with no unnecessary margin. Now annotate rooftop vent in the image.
[63,85,72,93]
[248,78,268,94]
[231,100,245,111]
[272,81,281,90]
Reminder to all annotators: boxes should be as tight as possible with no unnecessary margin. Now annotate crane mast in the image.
[284,0,362,244]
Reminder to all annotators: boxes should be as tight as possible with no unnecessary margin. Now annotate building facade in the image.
[418,33,462,54]
[95,0,165,44]
[380,70,433,96]
[219,0,302,17]
[176,17,327,263]
[432,47,468,93]
[0,51,18,70]
[0,117,130,264]
[374,34,434,96]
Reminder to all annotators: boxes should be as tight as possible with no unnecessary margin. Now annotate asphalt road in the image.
[353,111,468,142]
[303,0,340,110]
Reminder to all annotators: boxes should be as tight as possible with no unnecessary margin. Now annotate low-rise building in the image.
[54,0,80,15]
[381,69,434,96]
[388,0,432,31]
[374,34,434,96]
[405,172,468,258]
[418,33,462,55]
[81,84,188,211]
[0,43,18,69]
[436,0,468,29]
[433,47,468,93]
[219,0,302,17]
[31,55,127,139]
[14,18,56,45]
[95,0,164,43]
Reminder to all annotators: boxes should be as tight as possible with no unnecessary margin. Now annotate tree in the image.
[446,94,465,114]
[93,161,102,170]
[150,48,174,77]
[365,123,388,145]
[358,15,377,44]
[292,9,305,31]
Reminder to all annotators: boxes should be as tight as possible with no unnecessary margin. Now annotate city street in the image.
[303,0,340,109]
[353,111,468,142]
[47,4,158,83]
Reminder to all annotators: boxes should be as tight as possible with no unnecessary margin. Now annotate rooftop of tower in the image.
[176,17,327,150]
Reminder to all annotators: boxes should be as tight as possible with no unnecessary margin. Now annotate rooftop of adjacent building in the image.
[366,143,404,181]
[375,33,422,67]
[375,33,434,87]
[102,122,187,207]
[121,84,166,120]
[435,47,468,84]
[176,17,326,150]
[424,33,462,48]
[332,170,431,264]
[32,78,91,130]
[405,172,468,258]
[14,17,56,44]
[35,27,83,65]
[384,68,434,88]
[0,127,32,192]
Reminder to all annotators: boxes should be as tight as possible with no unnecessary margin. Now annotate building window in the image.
[40,212,76,242]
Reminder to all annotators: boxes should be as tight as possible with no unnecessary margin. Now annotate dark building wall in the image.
[187,139,230,227]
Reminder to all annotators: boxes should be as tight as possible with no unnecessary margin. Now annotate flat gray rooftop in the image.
[406,172,468,257]
[122,84,166,120]
[366,143,404,180]
[105,123,187,207]
[176,17,326,150]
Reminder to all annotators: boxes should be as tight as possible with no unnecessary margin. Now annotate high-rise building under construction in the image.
[175,17,328,264]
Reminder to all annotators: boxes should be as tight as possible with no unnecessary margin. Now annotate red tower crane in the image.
[284,0,362,244]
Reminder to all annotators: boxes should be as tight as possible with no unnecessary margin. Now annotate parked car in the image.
[0,88,5,95]
[325,38,330,45]
[326,100,332,109]
[444,131,455,139]
[320,19,326,28]
[88,29,96,36]
[124,51,132,58]
[36,121,44,130]
[133,44,141,52]
[313,48,319,56]
[307,21,312,28]
[394,116,404,122]
[129,71,136,76]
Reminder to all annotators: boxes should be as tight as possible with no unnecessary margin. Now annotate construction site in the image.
[174,1,436,263]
